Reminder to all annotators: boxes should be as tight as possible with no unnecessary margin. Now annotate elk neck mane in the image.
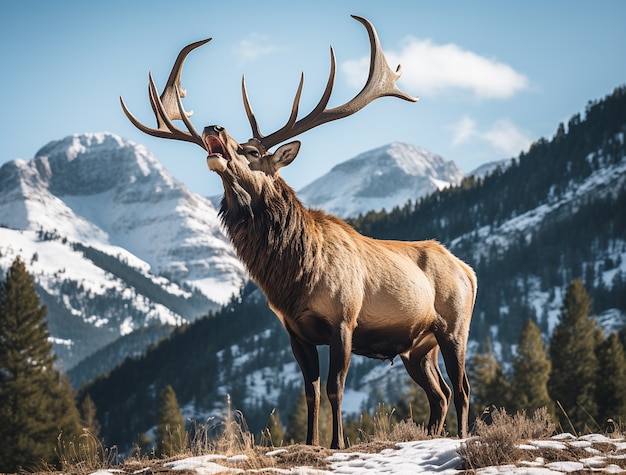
[218,167,326,315]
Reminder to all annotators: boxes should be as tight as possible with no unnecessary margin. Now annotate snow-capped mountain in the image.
[298,142,464,218]
[0,132,246,368]
[468,157,515,179]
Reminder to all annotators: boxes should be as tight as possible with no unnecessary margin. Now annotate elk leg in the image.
[436,333,470,437]
[289,335,321,445]
[327,323,353,449]
[401,343,451,435]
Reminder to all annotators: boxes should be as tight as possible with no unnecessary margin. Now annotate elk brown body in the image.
[121,15,477,449]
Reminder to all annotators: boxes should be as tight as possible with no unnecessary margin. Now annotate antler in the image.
[243,15,418,151]
[120,38,211,151]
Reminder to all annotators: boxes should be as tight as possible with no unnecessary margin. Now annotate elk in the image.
[121,15,477,448]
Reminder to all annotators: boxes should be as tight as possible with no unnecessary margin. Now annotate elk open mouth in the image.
[204,135,227,158]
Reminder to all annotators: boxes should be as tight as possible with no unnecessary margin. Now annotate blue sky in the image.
[2,1,625,195]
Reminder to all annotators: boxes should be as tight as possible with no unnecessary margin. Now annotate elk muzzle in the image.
[203,125,229,172]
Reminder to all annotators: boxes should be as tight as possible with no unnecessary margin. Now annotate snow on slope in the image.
[455,150,626,263]
[298,142,464,218]
[0,228,183,331]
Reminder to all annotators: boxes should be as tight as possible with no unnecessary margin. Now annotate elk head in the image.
[120,15,417,183]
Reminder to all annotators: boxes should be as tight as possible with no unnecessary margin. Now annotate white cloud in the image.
[450,116,477,146]
[342,36,529,100]
[232,33,277,62]
[450,117,532,156]
[483,119,532,156]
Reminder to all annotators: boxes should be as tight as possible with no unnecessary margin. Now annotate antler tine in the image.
[242,76,262,141]
[243,72,305,150]
[159,38,211,123]
[147,73,205,148]
[120,38,211,150]
[256,15,418,151]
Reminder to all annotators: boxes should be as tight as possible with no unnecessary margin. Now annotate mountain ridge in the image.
[298,142,464,217]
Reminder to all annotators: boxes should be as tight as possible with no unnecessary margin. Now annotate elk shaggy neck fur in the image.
[218,163,327,317]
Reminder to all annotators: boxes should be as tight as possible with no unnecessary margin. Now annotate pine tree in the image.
[284,389,309,444]
[510,320,554,416]
[156,385,187,457]
[548,279,599,433]
[395,383,433,427]
[468,338,510,420]
[79,394,101,437]
[595,332,626,425]
[0,256,81,472]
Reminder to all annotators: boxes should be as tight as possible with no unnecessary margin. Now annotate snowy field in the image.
[90,433,626,474]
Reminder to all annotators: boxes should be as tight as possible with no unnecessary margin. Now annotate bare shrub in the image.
[514,406,556,439]
[458,406,556,469]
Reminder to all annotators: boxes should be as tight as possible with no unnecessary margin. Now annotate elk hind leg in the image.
[436,331,470,437]
[401,342,451,435]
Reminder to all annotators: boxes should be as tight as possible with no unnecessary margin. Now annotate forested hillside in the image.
[82,86,626,452]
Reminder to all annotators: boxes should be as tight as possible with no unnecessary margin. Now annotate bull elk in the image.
[121,15,477,448]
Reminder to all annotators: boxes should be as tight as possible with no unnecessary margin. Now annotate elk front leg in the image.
[327,322,353,449]
[289,334,321,445]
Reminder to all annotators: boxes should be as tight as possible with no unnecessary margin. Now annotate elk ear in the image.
[271,141,301,170]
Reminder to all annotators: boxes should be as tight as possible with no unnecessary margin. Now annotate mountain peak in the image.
[1,131,247,305]
[32,132,177,197]
[299,142,463,218]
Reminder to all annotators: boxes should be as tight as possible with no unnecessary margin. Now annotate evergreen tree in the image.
[79,394,101,437]
[548,279,599,432]
[395,383,433,427]
[0,256,81,472]
[595,332,626,425]
[283,387,333,445]
[156,385,187,457]
[468,338,510,421]
[284,389,309,444]
[510,320,554,416]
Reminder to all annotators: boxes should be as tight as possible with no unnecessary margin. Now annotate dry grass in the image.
[55,429,120,475]
[355,402,429,445]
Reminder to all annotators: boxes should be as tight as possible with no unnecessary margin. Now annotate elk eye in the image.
[247,149,260,158]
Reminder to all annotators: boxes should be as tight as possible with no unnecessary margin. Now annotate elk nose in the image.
[203,125,224,136]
